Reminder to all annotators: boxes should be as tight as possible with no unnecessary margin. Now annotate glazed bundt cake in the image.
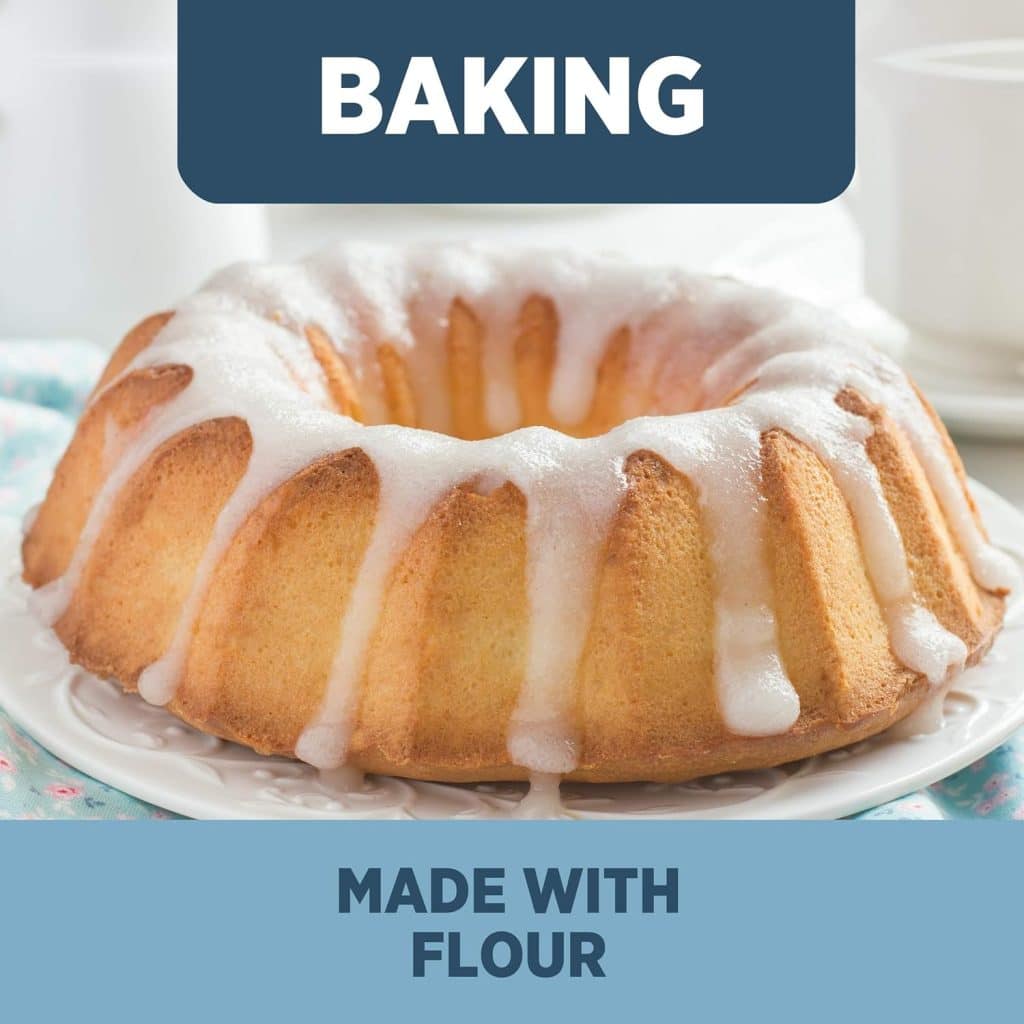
[21,245,1013,785]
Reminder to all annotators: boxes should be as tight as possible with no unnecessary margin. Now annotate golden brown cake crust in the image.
[21,278,1008,785]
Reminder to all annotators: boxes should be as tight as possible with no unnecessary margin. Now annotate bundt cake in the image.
[20,245,1014,786]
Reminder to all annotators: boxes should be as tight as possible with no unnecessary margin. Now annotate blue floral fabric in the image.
[0,338,1020,820]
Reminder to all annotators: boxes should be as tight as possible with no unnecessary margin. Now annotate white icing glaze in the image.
[34,244,1015,781]
[622,412,801,734]
[515,773,565,819]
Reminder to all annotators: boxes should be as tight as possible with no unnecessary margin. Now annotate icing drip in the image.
[886,601,967,687]
[516,773,565,819]
[504,434,626,773]
[624,413,800,734]
[37,244,1011,777]
[295,435,462,769]
[845,357,1019,595]
[298,427,626,772]
[748,352,969,686]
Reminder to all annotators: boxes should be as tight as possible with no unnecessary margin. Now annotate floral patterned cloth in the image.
[0,338,1020,821]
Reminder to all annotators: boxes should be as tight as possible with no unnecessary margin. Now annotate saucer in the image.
[899,334,1024,441]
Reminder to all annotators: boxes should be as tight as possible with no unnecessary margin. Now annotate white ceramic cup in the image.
[0,0,269,346]
[855,36,1024,374]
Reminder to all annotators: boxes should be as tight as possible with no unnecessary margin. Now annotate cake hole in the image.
[305,324,365,421]
[376,343,418,427]
[303,298,709,441]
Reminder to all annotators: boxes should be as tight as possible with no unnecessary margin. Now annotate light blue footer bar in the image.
[1,821,1018,1020]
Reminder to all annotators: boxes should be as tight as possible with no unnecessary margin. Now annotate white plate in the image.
[1,482,1022,820]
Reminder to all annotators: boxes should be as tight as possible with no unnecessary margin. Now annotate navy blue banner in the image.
[178,0,855,203]
[2,822,1019,1019]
